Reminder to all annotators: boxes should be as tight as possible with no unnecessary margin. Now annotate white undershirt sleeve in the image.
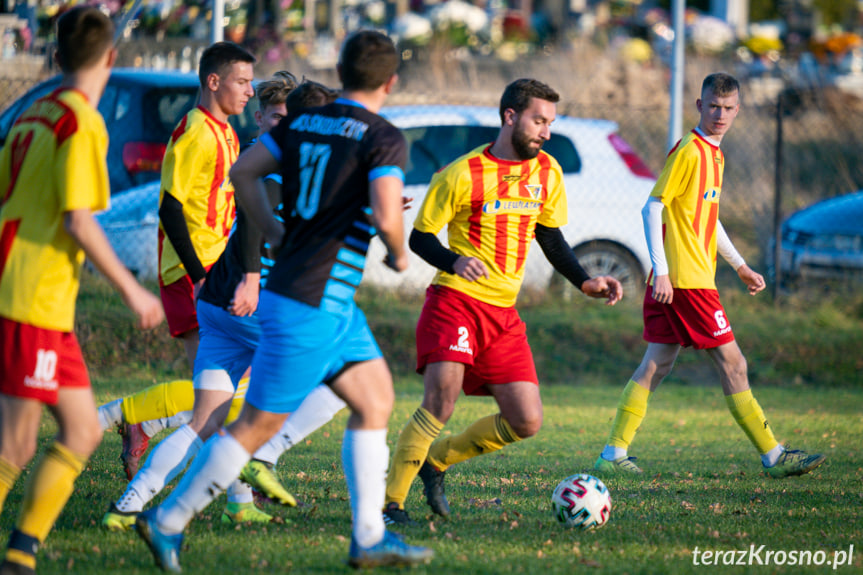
[642,196,668,276]
[716,220,746,270]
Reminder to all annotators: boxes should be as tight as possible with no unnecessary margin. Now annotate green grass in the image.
[2,273,862,574]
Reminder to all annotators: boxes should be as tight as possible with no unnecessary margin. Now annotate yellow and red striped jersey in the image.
[0,88,109,331]
[414,144,567,307]
[158,106,239,286]
[651,129,724,289]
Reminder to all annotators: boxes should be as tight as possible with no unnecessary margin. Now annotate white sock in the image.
[227,479,253,504]
[141,410,193,438]
[601,445,627,461]
[762,444,785,467]
[156,431,251,535]
[342,428,388,548]
[98,399,123,431]
[253,384,346,465]
[116,424,202,513]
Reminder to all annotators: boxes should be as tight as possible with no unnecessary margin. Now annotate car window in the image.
[114,85,132,123]
[402,125,581,186]
[97,84,118,126]
[144,87,198,137]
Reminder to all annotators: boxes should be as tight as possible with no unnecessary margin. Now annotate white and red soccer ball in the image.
[551,473,611,530]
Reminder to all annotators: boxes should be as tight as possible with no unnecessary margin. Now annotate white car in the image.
[98,105,656,295]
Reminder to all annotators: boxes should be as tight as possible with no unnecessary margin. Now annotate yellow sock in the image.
[121,379,195,424]
[0,456,22,516]
[725,389,779,454]
[607,380,651,449]
[385,407,443,507]
[16,442,87,543]
[225,377,250,425]
[427,413,521,471]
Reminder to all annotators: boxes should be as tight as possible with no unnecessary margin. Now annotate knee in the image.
[1,438,38,468]
[73,420,104,457]
[508,411,543,440]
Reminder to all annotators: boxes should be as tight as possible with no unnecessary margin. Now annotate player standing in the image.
[594,73,825,478]
[383,78,622,525]
[134,31,432,571]
[116,42,256,480]
[0,7,164,573]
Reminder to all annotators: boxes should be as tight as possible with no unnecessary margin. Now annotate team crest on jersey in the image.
[703,188,720,201]
[524,184,543,199]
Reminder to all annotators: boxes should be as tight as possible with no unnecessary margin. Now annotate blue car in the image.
[775,190,863,282]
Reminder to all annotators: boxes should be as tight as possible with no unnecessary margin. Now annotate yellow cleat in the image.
[594,455,643,474]
[220,502,274,525]
[765,449,826,478]
[102,504,138,532]
[239,459,297,507]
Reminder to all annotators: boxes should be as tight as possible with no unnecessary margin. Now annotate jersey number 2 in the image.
[297,142,331,220]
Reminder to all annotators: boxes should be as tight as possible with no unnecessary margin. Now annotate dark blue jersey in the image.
[259,98,407,309]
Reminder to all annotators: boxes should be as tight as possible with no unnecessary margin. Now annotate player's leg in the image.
[384,361,459,523]
[596,342,679,474]
[0,396,42,515]
[707,341,825,477]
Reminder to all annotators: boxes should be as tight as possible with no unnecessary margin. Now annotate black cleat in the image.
[418,461,450,517]
[382,502,419,526]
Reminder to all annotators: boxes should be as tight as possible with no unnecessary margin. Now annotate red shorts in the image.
[416,285,538,396]
[160,275,198,338]
[642,285,735,350]
[0,316,90,405]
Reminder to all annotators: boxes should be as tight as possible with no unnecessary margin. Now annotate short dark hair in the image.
[256,71,298,111]
[338,30,398,92]
[702,73,739,98]
[55,6,114,74]
[198,41,256,88]
[499,78,560,124]
[286,80,339,111]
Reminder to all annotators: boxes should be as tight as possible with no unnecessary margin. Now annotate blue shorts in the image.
[245,290,381,413]
[193,300,261,391]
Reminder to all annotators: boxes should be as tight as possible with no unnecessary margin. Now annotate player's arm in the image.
[535,224,622,305]
[231,140,284,249]
[227,208,262,317]
[717,220,765,295]
[642,196,673,304]
[370,175,408,272]
[159,193,207,286]
[409,228,488,281]
[65,209,164,329]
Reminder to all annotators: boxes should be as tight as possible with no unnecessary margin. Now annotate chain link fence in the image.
[1,52,861,295]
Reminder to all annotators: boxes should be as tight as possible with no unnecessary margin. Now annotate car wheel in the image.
[551,241,645,301]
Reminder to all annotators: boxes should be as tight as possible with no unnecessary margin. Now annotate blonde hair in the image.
[256,71,299,110]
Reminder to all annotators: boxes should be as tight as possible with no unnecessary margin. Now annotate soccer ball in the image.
[551,473,611,530]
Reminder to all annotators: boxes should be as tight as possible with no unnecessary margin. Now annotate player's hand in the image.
[737,264,766,295]
[652,274,673,304]
[453,256,489,282]
[229,273,260,316]
[384,251,409,272]
[580,276,623,305]
[123,285,164,330]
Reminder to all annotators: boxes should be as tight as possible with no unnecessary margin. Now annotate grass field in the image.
[2,274,862,574]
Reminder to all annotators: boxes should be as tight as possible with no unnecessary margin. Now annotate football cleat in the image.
[102,503,138,532]
[238,459,297,507]
[136,509,184,573]
[220,502,274,525]
[0,560,36,575]
[765,449,826,478]
[348,530,433,568]
[120,422,151,481]
[382,502,418,527]
[418,461,450,517]
[594,455,643,474]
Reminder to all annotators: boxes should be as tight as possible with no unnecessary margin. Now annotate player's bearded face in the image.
[511,117,544,160]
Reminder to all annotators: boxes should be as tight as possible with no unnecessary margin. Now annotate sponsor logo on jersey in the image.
[24,375,58,391]
[712,326,732,337]
[703,188,720,202]
[503,174,522,182]
[482,198,542,215]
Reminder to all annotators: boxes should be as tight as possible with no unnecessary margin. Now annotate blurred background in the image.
[0,0,861,297]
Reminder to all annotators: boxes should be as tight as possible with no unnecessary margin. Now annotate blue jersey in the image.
[259,99,406,309]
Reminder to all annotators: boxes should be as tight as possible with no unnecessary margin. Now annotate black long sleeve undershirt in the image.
[409,228,460,274]
[158,192,207,283]
[534,223,590,290]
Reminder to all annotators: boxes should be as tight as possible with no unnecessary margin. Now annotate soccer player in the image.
[0,7,164,573]
[594,73,825,478]
[383,78,623,526]
[134,30,432,571]
[101,77,348,531]
[114,41,256,480]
